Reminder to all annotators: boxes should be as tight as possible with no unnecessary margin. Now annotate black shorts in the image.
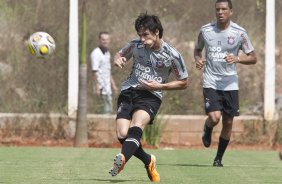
[116,88,162,124]
[203,88,239,117]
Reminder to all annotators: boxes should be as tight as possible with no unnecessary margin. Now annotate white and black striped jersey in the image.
[119,39,188,100]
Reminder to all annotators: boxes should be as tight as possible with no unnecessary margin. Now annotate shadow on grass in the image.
[54,178,148,183]
[158,163,213,167]
[91,178,132,183]
[159,163,282,168]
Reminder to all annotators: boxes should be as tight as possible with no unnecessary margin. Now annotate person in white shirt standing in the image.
[91,32,118,114]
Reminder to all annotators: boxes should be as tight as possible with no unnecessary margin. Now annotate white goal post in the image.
[264,0,276,121]
[68,0,79,117]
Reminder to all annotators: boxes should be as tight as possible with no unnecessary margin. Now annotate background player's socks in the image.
[121,126,143,162]
[215,136,230,161]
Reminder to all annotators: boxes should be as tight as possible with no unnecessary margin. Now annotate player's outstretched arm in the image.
[114,52,127,68]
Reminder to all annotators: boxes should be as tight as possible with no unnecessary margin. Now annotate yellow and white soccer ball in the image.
[27,32,55,58]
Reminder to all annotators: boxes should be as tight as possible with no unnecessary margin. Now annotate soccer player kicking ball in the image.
[109,13,189,182]
[194,0,257,167]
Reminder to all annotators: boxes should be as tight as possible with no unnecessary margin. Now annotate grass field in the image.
[0,147,282,184]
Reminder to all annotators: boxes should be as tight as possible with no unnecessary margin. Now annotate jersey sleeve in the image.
[240,31,254,54]
[195,30,205,50]
[171,50,189,80]
[118,40,135,60]
[90,49,100,71]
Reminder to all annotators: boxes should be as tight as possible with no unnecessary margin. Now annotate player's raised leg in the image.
[131,110,160,182]
[110,110,160,182]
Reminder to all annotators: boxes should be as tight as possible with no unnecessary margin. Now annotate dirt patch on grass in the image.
[1,137,280,151]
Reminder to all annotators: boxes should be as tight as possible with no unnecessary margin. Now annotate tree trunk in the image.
[74,1,88,147]
[74,64,88,147]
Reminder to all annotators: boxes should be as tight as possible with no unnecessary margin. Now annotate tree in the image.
[74,0,88,147]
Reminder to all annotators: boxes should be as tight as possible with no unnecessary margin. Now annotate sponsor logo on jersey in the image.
[135,63,162,82]
[227,36,235,45]
[207,46,226,62]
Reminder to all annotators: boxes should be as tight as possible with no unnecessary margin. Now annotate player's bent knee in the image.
[208,112,221,124]
[116,129,128,139]
[209,116,221,125]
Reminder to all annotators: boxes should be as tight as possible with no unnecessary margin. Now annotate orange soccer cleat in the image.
[145,155,160,182]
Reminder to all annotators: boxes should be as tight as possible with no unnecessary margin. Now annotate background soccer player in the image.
[109,13,189,182]
[194,0,257,167]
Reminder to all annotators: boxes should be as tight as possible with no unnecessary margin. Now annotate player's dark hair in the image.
[99,31,109,38]
[135,13,163,38]
[215,0,233,9]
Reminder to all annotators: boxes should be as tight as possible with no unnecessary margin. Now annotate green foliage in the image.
[142,114,166,147]
[276,116,282,144]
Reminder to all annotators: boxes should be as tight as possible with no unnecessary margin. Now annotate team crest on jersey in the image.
[156,60,165,68]
[227,36,235,45]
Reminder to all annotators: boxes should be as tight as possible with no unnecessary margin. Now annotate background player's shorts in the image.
[116,88,162,124]
[203,88,239,117]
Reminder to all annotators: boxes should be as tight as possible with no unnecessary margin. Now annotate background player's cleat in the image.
[145,155,160,182]
[109,153,125,176]
[213,158,223,167]
[202,123,213,147]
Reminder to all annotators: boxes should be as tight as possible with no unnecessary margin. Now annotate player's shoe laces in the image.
[202,123,213,147]
[213,158,223,167]
[145,155,160,182]
[109,153,126,176]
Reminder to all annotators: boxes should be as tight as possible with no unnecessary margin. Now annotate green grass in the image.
[0,147,282,184]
